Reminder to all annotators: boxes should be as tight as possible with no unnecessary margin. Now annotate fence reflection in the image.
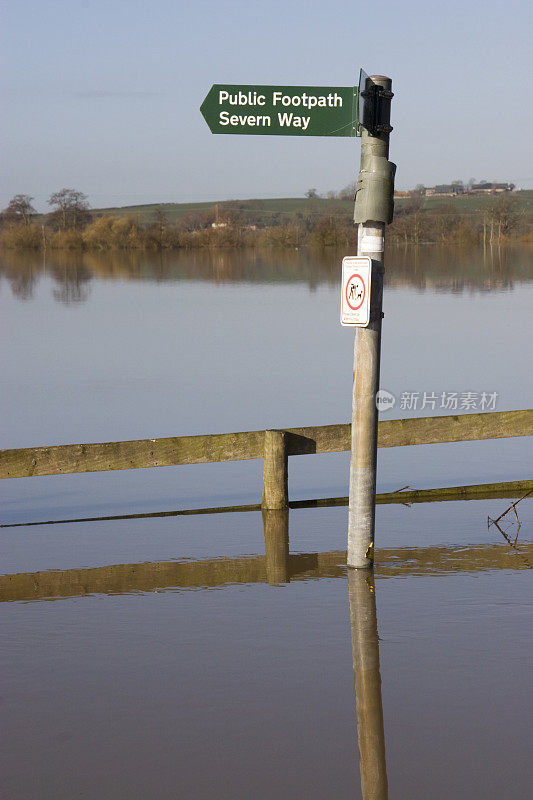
[1,537,531,603]
[262,509,290,584]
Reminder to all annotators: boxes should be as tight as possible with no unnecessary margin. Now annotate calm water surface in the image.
[1,245,532,798]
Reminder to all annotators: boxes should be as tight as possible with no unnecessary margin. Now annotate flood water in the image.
[1,245,532,798]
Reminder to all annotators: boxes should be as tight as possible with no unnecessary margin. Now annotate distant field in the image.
[89,197,354,223]
[409,190,533,214]
[88,190,533,224]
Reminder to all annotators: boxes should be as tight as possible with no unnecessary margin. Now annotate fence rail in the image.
[1,409,532,509]
[1,409,532,480]
[3,479,532,530]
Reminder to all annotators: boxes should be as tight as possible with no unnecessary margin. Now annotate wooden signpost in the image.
[200,71,396,569]
[347,75,395,568]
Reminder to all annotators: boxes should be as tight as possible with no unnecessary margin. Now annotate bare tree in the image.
[339,181,357,201]
[154,207,167,235]
[485,195,519,242]
[48,188,91,230]
[2,194,36,225]
[431,203,457,243]
[390,197,426,243]
[179,209,214,232]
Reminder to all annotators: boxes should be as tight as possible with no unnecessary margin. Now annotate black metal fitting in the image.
[360,82,393,137]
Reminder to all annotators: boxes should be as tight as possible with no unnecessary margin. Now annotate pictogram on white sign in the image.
[340,256,372,326]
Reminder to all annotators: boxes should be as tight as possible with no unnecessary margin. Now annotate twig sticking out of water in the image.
[490,491,532,527]
[488,491,532,568]
[392,485,413,507]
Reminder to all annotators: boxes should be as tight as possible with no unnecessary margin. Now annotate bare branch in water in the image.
[490,490,532,526]
[488,491,532,568]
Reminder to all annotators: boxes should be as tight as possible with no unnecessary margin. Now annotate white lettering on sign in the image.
[340,256,372,327]
[219,90,266,106]
[219,111,271,127]
[277,112,310,130]
[218,91,344,110]
[272,91,343,108]
[214,89,346,131]
[212,87,350,133]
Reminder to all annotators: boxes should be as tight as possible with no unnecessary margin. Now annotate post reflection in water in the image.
[348,568,388,800]
[262,509,290,584]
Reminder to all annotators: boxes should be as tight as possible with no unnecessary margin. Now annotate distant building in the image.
[423,181,515,197]
[400,181,517,199]
[469,182,515,194]
[426,184,465,197]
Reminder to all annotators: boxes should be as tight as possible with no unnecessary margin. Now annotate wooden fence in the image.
[1,409,532,509]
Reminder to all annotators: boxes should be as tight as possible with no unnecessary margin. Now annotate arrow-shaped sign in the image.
[200,84,358,137]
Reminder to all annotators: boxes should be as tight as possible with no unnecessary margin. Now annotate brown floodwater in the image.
[1,244,532,798]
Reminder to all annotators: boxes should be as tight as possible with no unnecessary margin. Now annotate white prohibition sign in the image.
[340,256,372,326]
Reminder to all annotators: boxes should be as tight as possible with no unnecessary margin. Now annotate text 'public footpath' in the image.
[218,90,345,131]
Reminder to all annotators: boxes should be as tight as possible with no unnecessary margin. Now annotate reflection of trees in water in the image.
[48,260,92,305]
[384,243,525,293]
[7,262,38,301]
[0,251,90,304]
[1,244,532,303]
[0,251,93,304]
[0,250,42,300]
[51,272,91,304]
[172,246,338,286]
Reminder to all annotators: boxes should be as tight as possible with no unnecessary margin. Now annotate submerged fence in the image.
[1,409,532,509]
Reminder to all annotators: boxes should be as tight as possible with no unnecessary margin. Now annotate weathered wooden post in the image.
[262,429,289,510]
[348,75,395,568]
[262,508,290,584]
[348,568,388,799]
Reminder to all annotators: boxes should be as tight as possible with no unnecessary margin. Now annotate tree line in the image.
[388,195,524,245]
[0,187,528,251]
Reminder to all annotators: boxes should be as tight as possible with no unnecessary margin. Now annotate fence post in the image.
[348,75,395,568]
[262,429,289,509]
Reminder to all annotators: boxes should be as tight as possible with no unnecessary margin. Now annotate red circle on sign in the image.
[346,273,365,310]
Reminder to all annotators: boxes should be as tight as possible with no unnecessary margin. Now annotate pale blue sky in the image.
[2,0,532,210]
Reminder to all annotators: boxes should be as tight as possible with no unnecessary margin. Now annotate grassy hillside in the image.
[89,190,533,224]
[89,196,354,224]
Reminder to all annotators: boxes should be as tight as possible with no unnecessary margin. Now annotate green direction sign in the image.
[200,84,358,137]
